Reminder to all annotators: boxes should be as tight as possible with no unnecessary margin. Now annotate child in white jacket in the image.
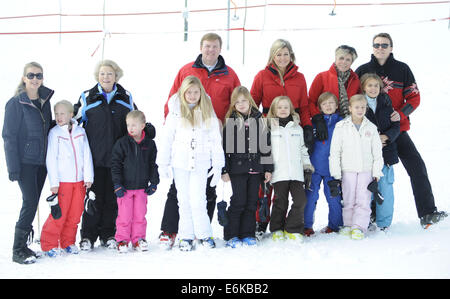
[329,94,383,240]
[267,96,314,243]
[41,100,94,256]
[157,76,224,251]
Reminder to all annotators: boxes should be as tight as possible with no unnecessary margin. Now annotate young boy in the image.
[110,110,159,253]
[41,100,94,257]
[304,92,343,236]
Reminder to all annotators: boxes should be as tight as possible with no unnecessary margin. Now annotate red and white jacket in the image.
[46,119,94,188]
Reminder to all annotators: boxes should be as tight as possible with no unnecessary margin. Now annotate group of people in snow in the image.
[3,32,447,265]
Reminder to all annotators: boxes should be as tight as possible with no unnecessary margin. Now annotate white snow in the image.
[1,0,449,279]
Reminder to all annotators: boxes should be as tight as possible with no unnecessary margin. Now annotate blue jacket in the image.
[310,113,342,176]
[2,86,54,177]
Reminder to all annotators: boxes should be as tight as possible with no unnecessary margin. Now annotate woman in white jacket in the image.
[267,96,314,243]
[329,94,383,240]
[41,100,94,256]
[157,76,224,251]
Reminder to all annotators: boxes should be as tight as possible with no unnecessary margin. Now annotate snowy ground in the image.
[0,0,449,279]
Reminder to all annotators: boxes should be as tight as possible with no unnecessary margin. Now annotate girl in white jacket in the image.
[267,96,314,243]
[157,76,224,251]
[329,94,383,240]
[41,100,94,256]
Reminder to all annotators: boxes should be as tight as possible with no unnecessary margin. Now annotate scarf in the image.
[336,67,351,118]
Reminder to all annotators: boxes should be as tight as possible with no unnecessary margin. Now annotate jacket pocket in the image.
[23,138,40,161]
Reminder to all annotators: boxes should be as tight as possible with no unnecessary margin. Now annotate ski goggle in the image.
[373,43,390,49]
[26,72,43,80]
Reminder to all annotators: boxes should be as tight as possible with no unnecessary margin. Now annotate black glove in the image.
[312,114,328,141]
[327,179,341,197]
[145,184,157,196]
[84,188,97,216]
[217,200,229,227]
[303,125,314,155]
[304,169,313,191]
[367,180,384,205]
[114,184,126,198]
[46,193,62,220]
[8,172,20,182]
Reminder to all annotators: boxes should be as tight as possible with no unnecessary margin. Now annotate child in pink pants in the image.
[329,95,383,240]
[111,110,159,252]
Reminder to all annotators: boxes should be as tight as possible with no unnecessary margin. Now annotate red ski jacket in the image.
[308,64,361,118]
[250,63,312,127]
[164,55,240,122]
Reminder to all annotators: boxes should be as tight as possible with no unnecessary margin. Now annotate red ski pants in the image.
[40,181,86,251]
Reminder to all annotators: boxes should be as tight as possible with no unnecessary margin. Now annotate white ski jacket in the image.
[157,94,224,172]
[329,116,383,180]
[270,116,312,184]
[46,119,94,188]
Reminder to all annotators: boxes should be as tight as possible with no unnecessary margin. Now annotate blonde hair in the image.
[54,100,74,115]
[126,110,146,124]
[335,45,358,63]
[15,61,43,96]
[266,96,299,129]
[349,94,367,107]
[224,86,259,121]
[178,76,214,128]
[200,33,222,48]
[318,92,338,111]
[94,59,123,82]
[267,39,296,85]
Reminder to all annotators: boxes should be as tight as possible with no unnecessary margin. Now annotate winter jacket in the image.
[158,94,224,172]
[355,53,419,132]
[73,83,138,168]
[164,54,241,122]
[364,92,400,166]
[46,119,94,188]
[111,123,159,190]
[270,115,311,184]
[308,64,361,118]
[2,86,54,177]
[250,62,312,127]
[310,113,343,176]
[222,108,273,175]
[329,116,384,180]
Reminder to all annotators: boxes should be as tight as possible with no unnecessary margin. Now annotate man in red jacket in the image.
[159,33,241,248]
[355,32,447,228]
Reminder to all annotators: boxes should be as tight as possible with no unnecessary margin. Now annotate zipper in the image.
[69,128,79,181]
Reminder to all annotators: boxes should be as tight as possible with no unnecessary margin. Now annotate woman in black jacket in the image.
[361,73,400,231]
[2,62,54,264]
[73,60,138,251]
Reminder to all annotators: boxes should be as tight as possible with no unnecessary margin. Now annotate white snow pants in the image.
[173,167,213,240]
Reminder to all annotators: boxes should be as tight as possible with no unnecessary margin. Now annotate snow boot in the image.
[420,210,448,229]
[12,227,36,265]
[339,226,352,237]
[45,248,61,258]
[303,228,315,237]
[241,237,257,247]
[284,231,304,243]
[272,230,286,241]
[225,237,242,248]
[117,241,129,253]
[79,238,93,251]
[133,239,149,252]
[101,237,117,250]
[199,237,216,248]
[179,239,194,251]
[64,244,79,254]
[159,231,176,250]
[351,228,364,240]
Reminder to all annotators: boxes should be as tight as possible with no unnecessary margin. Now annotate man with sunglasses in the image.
[355,33,447,229]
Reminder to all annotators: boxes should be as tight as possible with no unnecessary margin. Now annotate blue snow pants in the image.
[304,173,343,231]
[373,165,395,228]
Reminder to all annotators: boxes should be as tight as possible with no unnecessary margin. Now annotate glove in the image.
[327,179,341,197]
[217,200,229,227]
[367,180,384,205]
[207,167,221,187]
[114,184,126,198]
[312,114,328,141]
[84,188,97,216]
[159,165,172,180]
[304,169,313,191]
[46,193,62,220]
[303,125,314,155]
[145,184,157,196]
[9,172,20,182]
[258,183,270,223]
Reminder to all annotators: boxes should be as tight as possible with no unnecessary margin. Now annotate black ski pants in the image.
[160,168,217,234]
[223,173,260,241]
[16,164,47,233]
[396,131,436,218]
[80,167,117,244]
[270,180,307,234]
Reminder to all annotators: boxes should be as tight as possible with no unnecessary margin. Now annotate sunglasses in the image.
[373,43,390,49]
[26,72,43,80]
